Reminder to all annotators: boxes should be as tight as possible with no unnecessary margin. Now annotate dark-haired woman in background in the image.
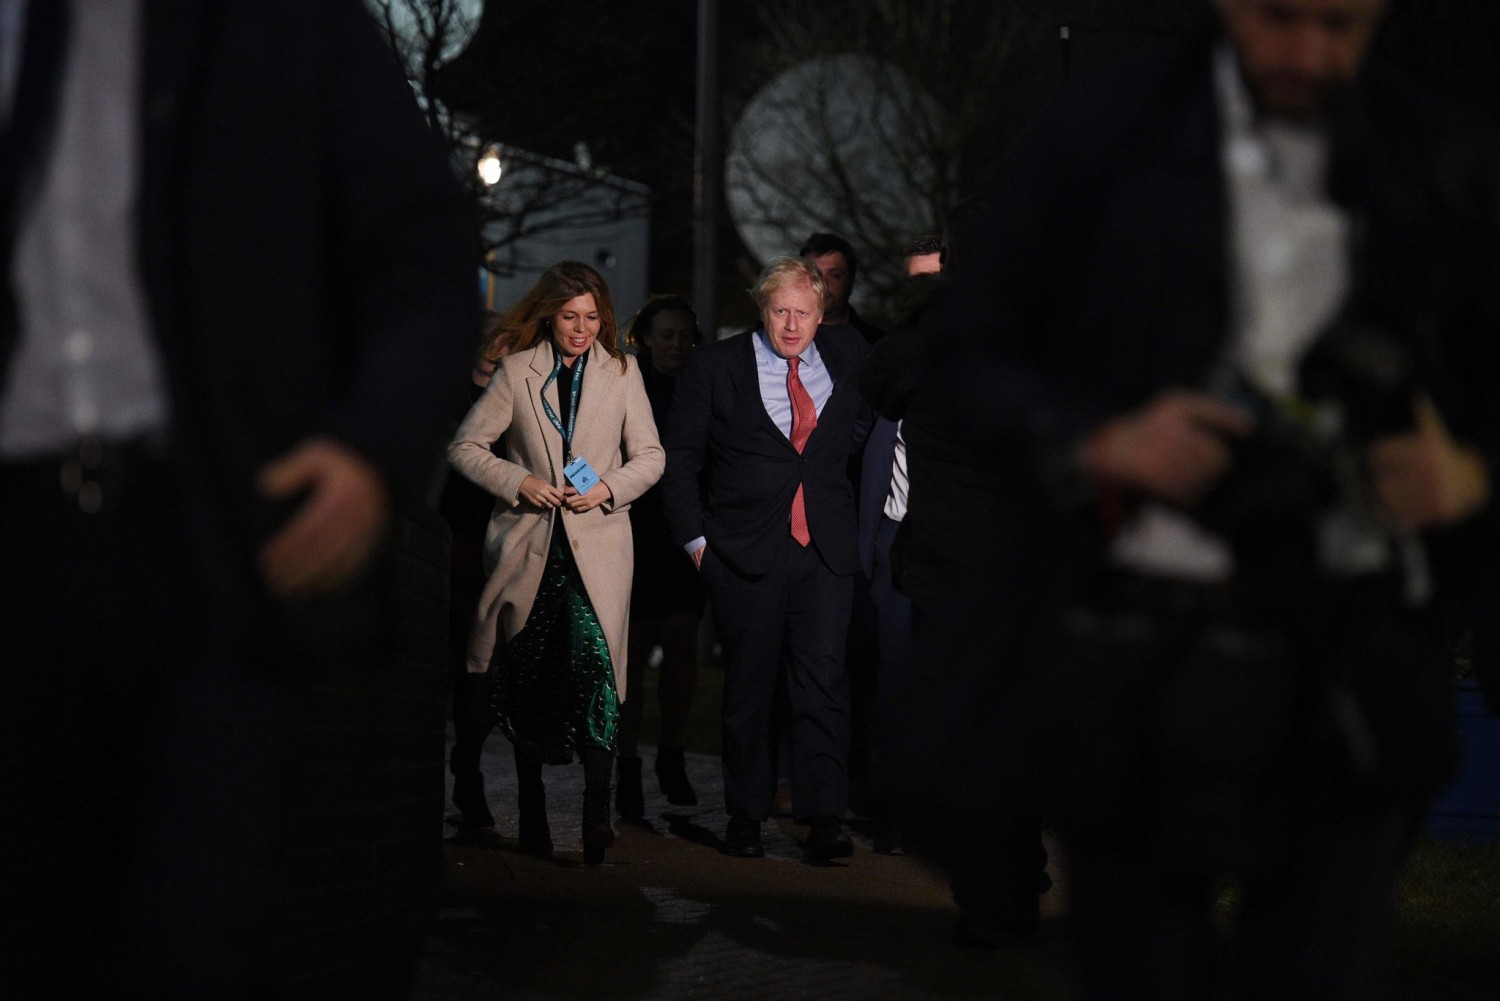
[615,295,707,817]
[441,312,516,833]
[449,261,663,864]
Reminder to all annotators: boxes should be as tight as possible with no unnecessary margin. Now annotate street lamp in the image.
[477,144,503,186]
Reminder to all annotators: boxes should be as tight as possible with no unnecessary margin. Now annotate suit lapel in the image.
[803,331,849,450]
[728,332,793,448]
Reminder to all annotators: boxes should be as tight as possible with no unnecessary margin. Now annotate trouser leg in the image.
[783,542,854,820]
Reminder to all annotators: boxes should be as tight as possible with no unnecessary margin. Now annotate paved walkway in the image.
[414,733,1070,1000]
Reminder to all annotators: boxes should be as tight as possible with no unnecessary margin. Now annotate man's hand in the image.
[1081,390,1254,507]
[563,481,613,513]
[256,438,390,598]
[518,474,565,508]
[1367,397,1490,533]
[692,545,705,571]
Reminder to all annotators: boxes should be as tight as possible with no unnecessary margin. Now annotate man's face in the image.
[1216,0,1386,120]
[806,251,851,317]
[905,252,943,277]
[761,280,823,360]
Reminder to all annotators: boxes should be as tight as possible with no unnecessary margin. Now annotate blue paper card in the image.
[563,455,601,494]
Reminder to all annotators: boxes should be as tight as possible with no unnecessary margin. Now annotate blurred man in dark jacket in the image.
[870,0,1500,993]
[0,1,474,995]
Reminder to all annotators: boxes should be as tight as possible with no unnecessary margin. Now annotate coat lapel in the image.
[569,341,614,466]
[522,343,566,481]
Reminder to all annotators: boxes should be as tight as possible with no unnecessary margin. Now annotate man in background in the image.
[800,231,888,345]
[901,233,946,277]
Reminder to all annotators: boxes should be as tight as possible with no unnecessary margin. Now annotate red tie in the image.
[787,357,817,546]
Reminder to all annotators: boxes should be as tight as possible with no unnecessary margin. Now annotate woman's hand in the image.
[518,474,565,508]
[563,480,613,513]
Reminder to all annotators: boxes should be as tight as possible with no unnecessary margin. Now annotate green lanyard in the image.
[540,348,586,462]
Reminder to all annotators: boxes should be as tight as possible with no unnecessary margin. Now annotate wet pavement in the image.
[413,733,1070,1000]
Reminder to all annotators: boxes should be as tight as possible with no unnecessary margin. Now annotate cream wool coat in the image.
[448,340,664,701]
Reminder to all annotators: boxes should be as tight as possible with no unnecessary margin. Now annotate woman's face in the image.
[644,308,696,375]
[550,293,601,363]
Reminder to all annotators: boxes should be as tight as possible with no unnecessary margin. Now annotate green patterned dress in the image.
[490,357,619,764]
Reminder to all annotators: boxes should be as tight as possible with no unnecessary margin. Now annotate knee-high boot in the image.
[579,748,616,865]
[515,752,552,856]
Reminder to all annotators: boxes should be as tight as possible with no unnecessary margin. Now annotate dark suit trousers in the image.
[869,515,915,805]
[0,452,289,998]
[896,579,1046,923]
[705,537,853,820]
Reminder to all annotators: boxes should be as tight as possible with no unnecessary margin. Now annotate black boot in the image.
[516,758,552,856]
[451,761,495,830]
[582,783,616,865]
[654,745,698,806]
[616,756,645,819]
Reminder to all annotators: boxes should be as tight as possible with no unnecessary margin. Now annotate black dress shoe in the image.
[723,813,765,858]
[803,814,854,861]
[654,746,698,806]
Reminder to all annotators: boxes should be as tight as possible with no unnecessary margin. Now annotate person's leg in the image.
[656,610,701,749]
[618,614,656,760]
[577,745,616,863]
[449,664,496,828]
[869,516,915,848]
[653,609,701,805]
[898,587,1048,941]
[513,745,552,855]
[704,547,788,823]
[1,458,288,997]
[615,613,657,817]
[448,535,495,828]
[783,544,855,823]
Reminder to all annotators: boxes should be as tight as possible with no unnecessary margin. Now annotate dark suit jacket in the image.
[881,37,1500,615]
[1,0,476,642]
[661,325,874,577]
[857,416,899,579]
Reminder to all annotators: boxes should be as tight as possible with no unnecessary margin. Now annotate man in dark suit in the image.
[864,273,1050,948]
[0,1,474,995]
[661,256,873,860]
[903,0,1500,994]
[855,270,946,857]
